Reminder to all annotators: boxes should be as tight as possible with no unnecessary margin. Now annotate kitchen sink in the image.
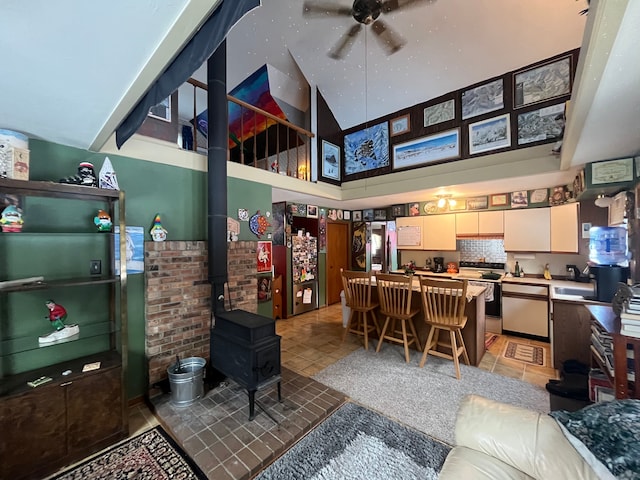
[553,286,594,296]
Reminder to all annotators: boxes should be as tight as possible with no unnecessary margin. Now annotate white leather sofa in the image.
[439,395,602,480]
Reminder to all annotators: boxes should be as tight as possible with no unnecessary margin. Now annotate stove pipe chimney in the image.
[207,40,228,314]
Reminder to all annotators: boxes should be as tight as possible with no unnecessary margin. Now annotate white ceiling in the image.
[1,0,639,211]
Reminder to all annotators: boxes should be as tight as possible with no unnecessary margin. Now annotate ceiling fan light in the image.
[449,199,457,208]
[437,197,446,208]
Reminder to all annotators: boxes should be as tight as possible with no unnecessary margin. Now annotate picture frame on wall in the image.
[391,204,406,218]
[393,129,460,170]
[511,191,529,208]
[423,99,455,127]
[449,199,467,211]
[490,193,508,207]
[513,55,572,108]
[390,114,410,137]
[321,140,341,181]
[469,114,511,155]
[517,103,565,146]
[148,96,171,122]
[461,78,504,120]
[374,209,387,221]
[344,122,390,177]
[307,205,318,218]
[352,210,363,222]
[343,210,351,221]
[362,209,374,221]
[467,197,488,210]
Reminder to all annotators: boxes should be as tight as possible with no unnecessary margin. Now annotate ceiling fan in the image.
[303,0,435,60]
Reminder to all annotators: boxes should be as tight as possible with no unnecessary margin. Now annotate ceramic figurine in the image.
[94,209,112,232]
[0,204,23,232]
[39,299,80,344]
[98,156,119,190]
[59,161,97,187]
[150,214,168,242]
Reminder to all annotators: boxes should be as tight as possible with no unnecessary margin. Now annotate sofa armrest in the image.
[454,395,600,480]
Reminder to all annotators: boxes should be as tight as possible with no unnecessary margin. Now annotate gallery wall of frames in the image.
[318,48,579,184]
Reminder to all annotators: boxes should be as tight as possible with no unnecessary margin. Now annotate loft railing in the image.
[185,78,313,181]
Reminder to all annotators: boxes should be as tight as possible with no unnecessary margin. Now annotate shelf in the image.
[0,276,119,293]
[0,178,120,201]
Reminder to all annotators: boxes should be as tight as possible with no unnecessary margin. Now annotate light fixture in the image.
[436,194,457,209]
[594,194,613,208]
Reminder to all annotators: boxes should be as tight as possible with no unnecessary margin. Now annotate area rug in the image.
[313,344,549,445]
[485,332,499,349]
[254,402,450,480]
[503,340,546,366]
[49,426,206,480]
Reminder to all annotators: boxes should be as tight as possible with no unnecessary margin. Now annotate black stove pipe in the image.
[207,40,228,314]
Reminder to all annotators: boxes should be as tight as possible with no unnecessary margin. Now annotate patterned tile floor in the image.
[60,304,558,480]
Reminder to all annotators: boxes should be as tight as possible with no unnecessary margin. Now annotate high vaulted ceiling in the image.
[1,0,639,210]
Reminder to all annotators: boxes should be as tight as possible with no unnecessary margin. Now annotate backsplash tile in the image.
[458,238,507,263]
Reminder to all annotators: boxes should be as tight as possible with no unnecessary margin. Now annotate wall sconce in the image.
[436,194,456,209]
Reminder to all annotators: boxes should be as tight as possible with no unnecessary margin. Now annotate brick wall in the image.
[145,240,258,388]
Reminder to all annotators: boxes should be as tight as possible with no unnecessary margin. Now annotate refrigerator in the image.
[291,233,318,315]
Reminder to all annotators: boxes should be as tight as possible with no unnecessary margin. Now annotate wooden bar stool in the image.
[375,273,421,363]
[341,269,380,350]
[419,277,470,379]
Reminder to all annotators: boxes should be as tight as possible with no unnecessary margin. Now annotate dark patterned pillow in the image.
[550,400,640,479]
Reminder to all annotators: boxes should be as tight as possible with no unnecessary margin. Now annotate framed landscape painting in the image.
[344,122,390,177]
[461,78,504,120]
[469,114,511,155]
[393,129,460,170]
[514,55,572,108]
[321,140,340,181]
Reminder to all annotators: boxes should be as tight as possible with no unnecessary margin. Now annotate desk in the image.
[370,278,486,365]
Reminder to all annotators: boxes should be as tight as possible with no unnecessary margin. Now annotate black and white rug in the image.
[49,426,206,480]
[255,402,450,480]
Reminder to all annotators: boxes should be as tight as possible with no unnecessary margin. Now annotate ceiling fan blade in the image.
[329,24,362,59]
[303,1,353,17]
[371,19,406,55]
[381,0,436,14]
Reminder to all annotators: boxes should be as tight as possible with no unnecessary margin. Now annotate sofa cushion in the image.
[440,446,534,480]
[550,399,640,479]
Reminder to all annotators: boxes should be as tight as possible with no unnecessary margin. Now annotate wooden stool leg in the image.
[342,310,355,343]
[376,316,391,352]
[363,311,369,350]
[456,329,470,365]
[420,326,436,368]
[450,330,461,379]
[408,318,421,351]
[401,320,410,363]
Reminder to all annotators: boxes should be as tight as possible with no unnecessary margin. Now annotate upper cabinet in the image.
[456,211,504,236]
[424,214,456,250]
[504,208,551,252]
[396,216,424,250]
[550,202,579,253]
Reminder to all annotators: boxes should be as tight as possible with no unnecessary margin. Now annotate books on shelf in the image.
[621,325,640,338]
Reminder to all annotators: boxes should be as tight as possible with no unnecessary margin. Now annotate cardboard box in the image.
[0,147,30,180]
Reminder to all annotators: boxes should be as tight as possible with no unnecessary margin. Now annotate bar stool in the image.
[341,269,380,350]
[419,277,470,379]
[374,273,421,363]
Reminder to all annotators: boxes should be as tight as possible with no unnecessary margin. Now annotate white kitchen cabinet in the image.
[424,214,456,250]
[504,208,550,252]
[479,210,504,235]
[502,283,549,337]
[396,216,424,250]
[455,212,478,236]
[550,202,579,253]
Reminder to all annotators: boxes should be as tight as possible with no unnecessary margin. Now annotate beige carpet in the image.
[502,341,546,367]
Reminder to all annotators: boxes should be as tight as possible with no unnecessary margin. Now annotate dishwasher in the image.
[502,283,549,338]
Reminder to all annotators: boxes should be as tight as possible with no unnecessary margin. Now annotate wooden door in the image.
[327,222,349,305]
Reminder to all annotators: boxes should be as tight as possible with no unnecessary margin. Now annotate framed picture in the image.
[408,203,421,216]
[343,210,351,221]
[469,113,511,155]
[344,122,390,177]
[148,96,171,122]
[362,209,374,221]
[393,129,460,170]
[461,78,504,120]
[391,204,406,218]
[511,191,529,208]
[307,205,318,218]
[321,140,341,181]
[514,55,572,108]
[352,210,363,222]
[590,157,634,185]
[373,209,387,221]
[257,241,272,273]
[490,193,508,207]
[449,199,467,211]
[517,103,565,145]
[530,188,549,204]
[467,197,488,210]
[390,114,410,137]
[424,99,455,127]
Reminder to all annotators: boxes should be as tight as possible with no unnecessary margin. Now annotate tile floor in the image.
[60,304,559,480]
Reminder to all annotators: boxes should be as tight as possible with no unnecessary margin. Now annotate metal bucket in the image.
[167,357,206,407]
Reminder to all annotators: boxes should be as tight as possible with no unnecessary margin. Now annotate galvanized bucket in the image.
[167,357,206,407]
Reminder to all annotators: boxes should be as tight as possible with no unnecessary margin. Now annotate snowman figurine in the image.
[150,214,167,242]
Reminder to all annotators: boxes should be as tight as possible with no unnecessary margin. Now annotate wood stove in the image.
[210,309,281,420]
